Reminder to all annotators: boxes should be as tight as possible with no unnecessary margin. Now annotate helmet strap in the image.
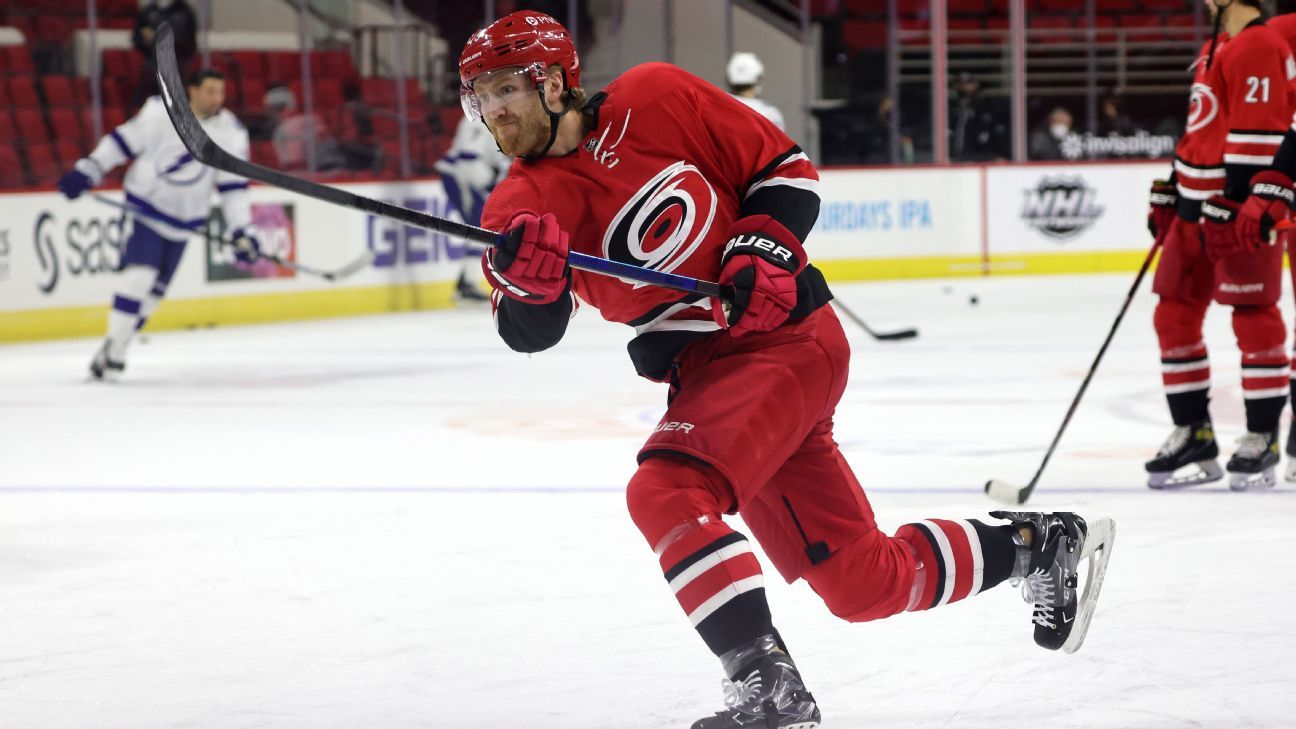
[522,85,573,161]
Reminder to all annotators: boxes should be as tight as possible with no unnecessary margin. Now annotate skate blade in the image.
[1284,459,1296,484]
[1228,467,1276,492]
[1061,517,1115,654]
[1147,460,1223,489]
[87,368,122,383]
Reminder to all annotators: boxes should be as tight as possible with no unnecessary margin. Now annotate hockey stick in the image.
[831,299,919,341]
[984,234,1163,505]
[92,193,374,282]
[152,24,732,301]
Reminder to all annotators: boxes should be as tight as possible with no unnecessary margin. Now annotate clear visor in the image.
[460,65,541,121]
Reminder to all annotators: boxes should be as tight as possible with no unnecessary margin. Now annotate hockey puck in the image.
[969,294,979,306]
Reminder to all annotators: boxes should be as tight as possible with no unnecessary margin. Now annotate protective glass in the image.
[460,65,541,121]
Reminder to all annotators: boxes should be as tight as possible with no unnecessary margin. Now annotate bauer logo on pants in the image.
[1020,176,1104,241]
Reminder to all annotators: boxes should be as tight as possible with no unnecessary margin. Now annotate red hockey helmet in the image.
[458,11,580,120]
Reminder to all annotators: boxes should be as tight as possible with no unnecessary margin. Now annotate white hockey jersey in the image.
[433,117,510,227]
[76,96,251,240]
[729,94,785,131]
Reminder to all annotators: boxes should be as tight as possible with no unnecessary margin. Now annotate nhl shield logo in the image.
[1021,176,1104,240]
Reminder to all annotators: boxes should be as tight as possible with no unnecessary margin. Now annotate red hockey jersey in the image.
[1176,21,1296,209]
[1173,35,1230,208]
[481,62,830,379]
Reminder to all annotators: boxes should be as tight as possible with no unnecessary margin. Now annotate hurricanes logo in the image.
[1186,82,1219,134]
[603,161,716,278]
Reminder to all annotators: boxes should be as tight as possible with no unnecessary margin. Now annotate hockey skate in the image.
[454,271,490,302]
[991,511,1116,654]
[88,339,125,382]
[1226,431,1279,491]
[1144,420,1223,489]
[692,636,820,729]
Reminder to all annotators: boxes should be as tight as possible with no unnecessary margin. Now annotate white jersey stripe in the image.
[1164,381,1211,394]
[919,520,959,608]
[1226,132,1285,145]
[1242,367,1291,378]
[1224,153,1277,165]
[745,175,820,200]
[956,520,984,599]
[1243,386,1289,399]
[686,575,764,627]
[668,541,755,594]
[1161,360,1210,374]
[1173,159,1225,178]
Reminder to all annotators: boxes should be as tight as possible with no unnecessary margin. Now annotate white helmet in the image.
[726,52,764,86]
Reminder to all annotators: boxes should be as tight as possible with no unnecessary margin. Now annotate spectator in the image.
[264,86,344,172]
[131,0,199,111]
[949,72,1009,161]
[860,95,914,164]
[1029,107,1074,160]
[1099,89,1138,136]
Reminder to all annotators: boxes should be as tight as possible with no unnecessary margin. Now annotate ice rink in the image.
[3,273,1295,729]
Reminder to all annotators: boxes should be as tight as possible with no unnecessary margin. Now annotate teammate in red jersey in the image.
[1235,10,1296,481]
[460,11,1114,728]
[1146,0,1296,491]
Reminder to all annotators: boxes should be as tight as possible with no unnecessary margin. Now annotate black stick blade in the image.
[154,23,218,165]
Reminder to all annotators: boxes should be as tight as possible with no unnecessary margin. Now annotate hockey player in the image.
[725,52,785,131]
[435,114,511,302]
[1233,10,1296,481]
[460,12,1115,729]
[57,68,260,381]
[1145,0,1295,491]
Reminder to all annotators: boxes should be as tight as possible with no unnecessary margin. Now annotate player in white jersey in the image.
[725,52,785,131]
[434,114,511,301]
[57,68,260,381]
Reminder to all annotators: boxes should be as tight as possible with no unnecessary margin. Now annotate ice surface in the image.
[2,274,1294,728]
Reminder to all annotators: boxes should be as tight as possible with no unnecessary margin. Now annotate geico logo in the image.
[724,234,793,262]
[653,421,695,434]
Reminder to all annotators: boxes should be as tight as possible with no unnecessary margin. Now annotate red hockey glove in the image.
[1200,196,1249,263]
[482,210,570,304]
[712,215,807,337]
[1147,178,1177,241]
[1238,170,1295,248]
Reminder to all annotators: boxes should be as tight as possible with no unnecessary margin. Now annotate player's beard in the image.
[488,108,551,158]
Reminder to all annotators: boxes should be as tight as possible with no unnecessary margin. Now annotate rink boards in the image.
[0,161,1163,343]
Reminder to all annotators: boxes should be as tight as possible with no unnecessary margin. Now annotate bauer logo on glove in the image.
[722,234,799,270]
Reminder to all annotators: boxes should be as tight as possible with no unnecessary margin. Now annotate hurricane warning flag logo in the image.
[602,161,717,278]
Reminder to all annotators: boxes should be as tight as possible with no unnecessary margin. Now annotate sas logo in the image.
[1021,176,1104,241]
[602,160,716,280]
